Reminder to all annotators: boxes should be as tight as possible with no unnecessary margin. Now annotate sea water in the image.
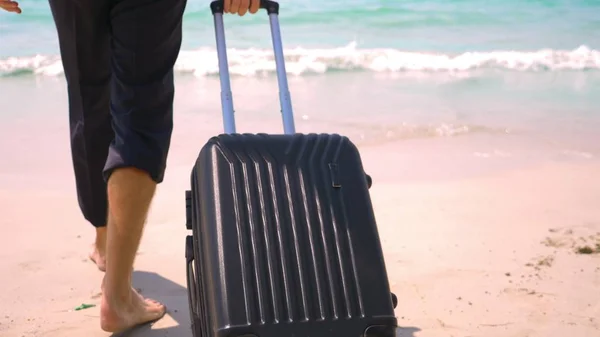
[1,0,599,161]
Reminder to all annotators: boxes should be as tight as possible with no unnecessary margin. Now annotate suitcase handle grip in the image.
[210,0,296,135]
[210,0,279,15]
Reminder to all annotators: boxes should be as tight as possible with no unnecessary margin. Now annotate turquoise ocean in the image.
[1,0,600,165]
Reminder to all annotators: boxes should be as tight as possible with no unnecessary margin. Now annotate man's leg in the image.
[99,0,187,332]
[48,0,112,272]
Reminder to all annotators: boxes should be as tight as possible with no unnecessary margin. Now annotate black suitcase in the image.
[185,1,398,336]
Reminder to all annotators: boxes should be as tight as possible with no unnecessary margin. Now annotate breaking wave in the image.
[1,43,599,78]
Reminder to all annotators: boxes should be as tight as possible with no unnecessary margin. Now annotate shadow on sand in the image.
[113,271,420,337]
[396,326,421,337]
[110,270,192,337]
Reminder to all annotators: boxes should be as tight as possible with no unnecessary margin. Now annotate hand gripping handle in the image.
[210,0,279,15]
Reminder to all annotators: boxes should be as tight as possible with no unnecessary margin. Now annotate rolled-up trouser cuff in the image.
[103,128,172,184]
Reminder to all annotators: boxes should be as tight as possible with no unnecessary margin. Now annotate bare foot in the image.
[89,227,107,272]
[100,287,166,333]
[89,244,106,272]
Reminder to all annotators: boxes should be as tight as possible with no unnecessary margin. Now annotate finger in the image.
[237,0,249,16]
[0,3,21,13]
[223,0,231,13]
[229,0,240,14]
[249,0,260,14]
[1,7,21,13]
[0,1,18,8]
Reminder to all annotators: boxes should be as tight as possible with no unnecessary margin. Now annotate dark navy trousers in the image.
[49,0,187,227]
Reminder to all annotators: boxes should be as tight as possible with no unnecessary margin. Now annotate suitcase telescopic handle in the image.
[210,0,296,135]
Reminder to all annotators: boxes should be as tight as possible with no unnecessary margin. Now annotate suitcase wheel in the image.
[364,324,397,337]
[366,174,373,189]
[391,292,398,309]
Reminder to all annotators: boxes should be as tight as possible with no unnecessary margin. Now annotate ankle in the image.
[102,283,134,305]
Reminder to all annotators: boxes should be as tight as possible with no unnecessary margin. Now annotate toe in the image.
[144,298,161,305]
[145,298,166,310]
[144,300,167,320]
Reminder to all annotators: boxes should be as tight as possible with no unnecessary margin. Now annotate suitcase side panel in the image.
[189,168,214,337]
[193,134,396,335]
[195,143,246,332]
[333,138,395,318]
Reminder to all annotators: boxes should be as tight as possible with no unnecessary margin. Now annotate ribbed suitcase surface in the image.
[186,133,397,337]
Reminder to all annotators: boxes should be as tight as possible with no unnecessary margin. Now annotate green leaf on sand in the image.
[74,303,96,311]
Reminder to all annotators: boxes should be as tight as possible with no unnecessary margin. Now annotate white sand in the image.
[1,130,599,336]
[374,161,600,337]
[1,76,599,336]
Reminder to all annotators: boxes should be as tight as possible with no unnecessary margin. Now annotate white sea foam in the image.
[1,43,599,77]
